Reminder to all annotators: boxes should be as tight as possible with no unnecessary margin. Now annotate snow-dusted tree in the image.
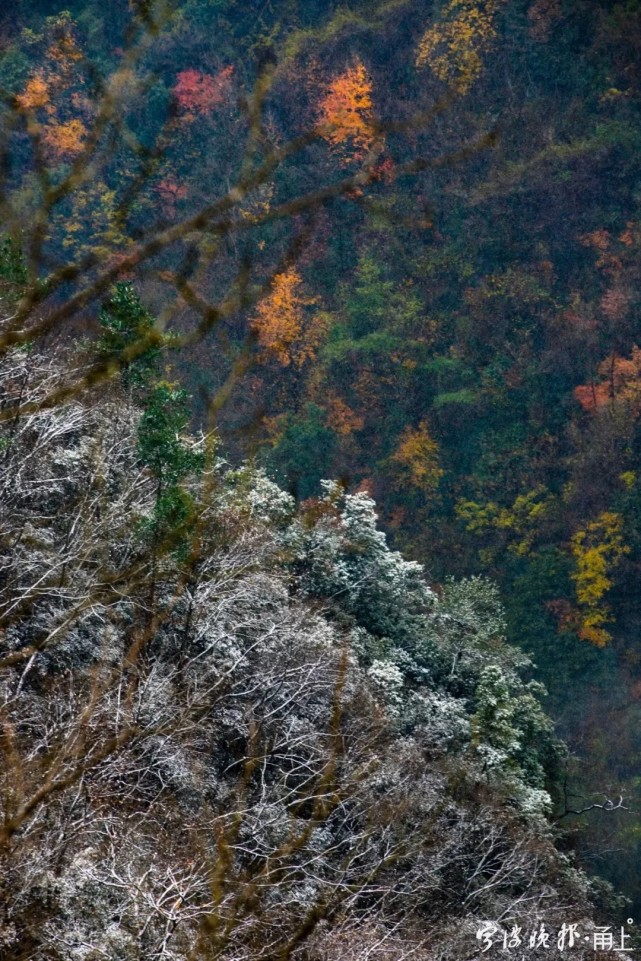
[0,324,616,961]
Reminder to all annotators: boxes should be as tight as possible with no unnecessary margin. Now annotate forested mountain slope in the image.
[2,0,641,937]
[0,326,626,960]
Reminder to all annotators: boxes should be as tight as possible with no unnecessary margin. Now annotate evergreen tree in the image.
[97,282,163,390]
[136,381,205,555]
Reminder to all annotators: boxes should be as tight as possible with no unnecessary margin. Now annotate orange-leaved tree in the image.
[317,60,379,163]
[574,348,641,414]
[16,12,90,162]
[252,267,326,366]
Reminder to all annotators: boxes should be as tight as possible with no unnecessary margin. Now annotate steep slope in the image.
[0,337,624,960]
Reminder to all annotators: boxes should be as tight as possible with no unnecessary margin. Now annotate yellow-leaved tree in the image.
[571,512,630,647]
[391,421,444,494]
[252,268,326,366]
[416,0,504,95]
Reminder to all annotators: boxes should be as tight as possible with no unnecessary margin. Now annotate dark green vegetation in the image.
[2,0,641,941]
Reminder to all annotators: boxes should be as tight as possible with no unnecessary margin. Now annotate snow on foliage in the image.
[0,346,605,960]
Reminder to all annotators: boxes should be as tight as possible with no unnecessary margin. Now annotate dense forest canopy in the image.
[2,0,641,954]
